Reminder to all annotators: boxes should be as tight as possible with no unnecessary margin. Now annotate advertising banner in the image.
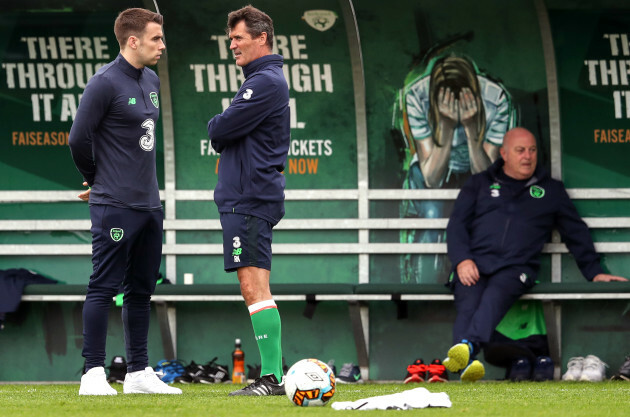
[550,10,630,188]
[162,0,357,191]
[0,11,165,190]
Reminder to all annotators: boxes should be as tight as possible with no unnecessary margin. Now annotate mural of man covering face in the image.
[394,53,517,283]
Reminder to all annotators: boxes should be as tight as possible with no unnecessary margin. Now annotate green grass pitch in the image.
[1,381,629,416]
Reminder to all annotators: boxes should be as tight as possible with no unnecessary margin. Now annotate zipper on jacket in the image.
[139,80,148,109]
[500,217,511,248]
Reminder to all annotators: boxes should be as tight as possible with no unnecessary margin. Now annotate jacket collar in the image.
[242,54,283,78]
[115,53,143,80]
[488,158,548,186]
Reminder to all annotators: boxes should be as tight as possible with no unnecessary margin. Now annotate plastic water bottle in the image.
[232,338,245,384]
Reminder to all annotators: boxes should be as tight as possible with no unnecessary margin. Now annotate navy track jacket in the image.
[447,159,604,281]
[208,54,290,225]
[69,54,162,210]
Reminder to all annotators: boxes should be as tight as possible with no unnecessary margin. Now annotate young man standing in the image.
[69,8,181,395]
[207,5,290,396]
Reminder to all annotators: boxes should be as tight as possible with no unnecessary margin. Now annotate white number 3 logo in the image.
[139,119,155,151]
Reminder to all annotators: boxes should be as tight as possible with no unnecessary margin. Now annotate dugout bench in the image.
[21,281,630,380]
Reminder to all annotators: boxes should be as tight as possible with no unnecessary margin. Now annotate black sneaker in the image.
[173,361,206,384]
[508,357,532,382]
[199,358,231,383]
[337,363,363,384]
[611,355,630,381]
[107,356,127,384]
[228,373,285,396]
[532,356,554,382]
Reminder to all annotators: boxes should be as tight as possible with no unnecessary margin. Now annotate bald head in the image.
[500,127,537,180]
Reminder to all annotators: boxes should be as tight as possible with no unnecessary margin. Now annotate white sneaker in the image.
[562,357,584,381]
[123,367,182,394]
[580,355,608,382]
[79,366,118,395]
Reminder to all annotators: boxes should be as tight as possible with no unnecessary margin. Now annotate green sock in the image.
[249,303,283,381]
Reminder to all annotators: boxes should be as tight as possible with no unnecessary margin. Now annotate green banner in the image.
[162,0,357,191]
[550,10,630,188]
[0,11,164,191]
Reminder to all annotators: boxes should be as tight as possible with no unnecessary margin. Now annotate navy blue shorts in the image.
[219,213,273,272]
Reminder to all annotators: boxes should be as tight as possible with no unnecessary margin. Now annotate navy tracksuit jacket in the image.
[207,54,290,226]
[447,158,603,282]
[68,54,163,372]
[446,158,603,345]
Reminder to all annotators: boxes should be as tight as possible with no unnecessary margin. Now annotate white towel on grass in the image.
[331,387,452,410]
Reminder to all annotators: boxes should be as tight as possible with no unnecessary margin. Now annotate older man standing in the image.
[443,127,627,382]
[207,5,290,396]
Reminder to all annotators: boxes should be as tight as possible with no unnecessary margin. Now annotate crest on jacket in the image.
[150,92,159,108]
[530,185,545,198]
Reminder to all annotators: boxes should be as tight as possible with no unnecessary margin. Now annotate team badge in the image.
[302,10,338,32]
[530,185,545,198]
[490,183,501,198]
[110,228,124,242]
[150,92,159,108]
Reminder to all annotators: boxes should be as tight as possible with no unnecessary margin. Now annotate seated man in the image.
[443,127,627,381]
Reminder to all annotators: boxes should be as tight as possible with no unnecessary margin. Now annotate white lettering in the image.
[313,64,333,92]
[289,98,305,129]
[190,64,205,92]
[200,139,219,155]
[288,139,333,156]
[93,37,109,59]
[207,64,227,92]
[604,33,630,57]
[188,64,244,93]
[291,64,312,92]
[221,97,231,112]
[210,35,230,60]
[56,63,75,89]
[272,35,308,59]
[613,90,630,119]
[60,94,78,121]
[2,62,103,90]
[290,35,308,59]
[19,36,109,60]
[31,93,54,122]
[274,35,290,58]
[584,60,630,86]
[58,37,74,59]
[36,63,56,88]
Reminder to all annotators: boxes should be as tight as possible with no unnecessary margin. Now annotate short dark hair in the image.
[227,5,274,49]
[114,8,163,49]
